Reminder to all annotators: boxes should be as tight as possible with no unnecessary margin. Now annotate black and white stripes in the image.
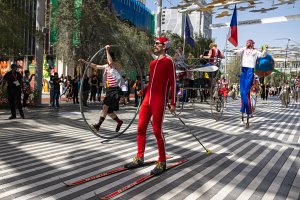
[0,97,299,200]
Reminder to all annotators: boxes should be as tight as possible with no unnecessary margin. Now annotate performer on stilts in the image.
[234,39,268,125]
[124,37,176,175]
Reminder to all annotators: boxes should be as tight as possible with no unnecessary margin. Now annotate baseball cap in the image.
[156,37,171,49]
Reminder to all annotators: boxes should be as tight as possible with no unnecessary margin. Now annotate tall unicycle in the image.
[174,81,189,116]
[186,64,221,117]
[210,85,224,121]
[209,68,224,121]
[79,45,144,139]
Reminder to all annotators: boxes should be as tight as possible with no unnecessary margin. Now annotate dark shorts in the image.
[103,87,123,113]
[123,91,128,97]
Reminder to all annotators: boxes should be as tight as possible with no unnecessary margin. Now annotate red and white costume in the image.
[208,48,222,65]
[136,55,176,162]
[219,78,229,97]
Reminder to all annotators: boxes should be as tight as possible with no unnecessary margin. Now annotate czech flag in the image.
[228,5,238,47]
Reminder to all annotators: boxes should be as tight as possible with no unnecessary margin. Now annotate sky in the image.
[145,0,300,51]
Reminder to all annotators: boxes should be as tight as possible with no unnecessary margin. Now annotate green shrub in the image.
[0,87,8,108]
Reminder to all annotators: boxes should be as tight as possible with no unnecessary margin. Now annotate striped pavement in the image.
[0,96,299,200]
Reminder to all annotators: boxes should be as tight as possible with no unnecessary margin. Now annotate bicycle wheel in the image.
[79,45,143,139]
[190,88,206,112]
[210,97,224,120]
[210,94,224,121]
[183,88,199,113]
[176,88,197,115]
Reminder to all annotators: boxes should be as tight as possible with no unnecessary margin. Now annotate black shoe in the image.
[124,156,144,169]
[20,113,25,119]
[8,115,16,120]
[116,120,123,132]
[150,161,166,176]
[92,123,100,131]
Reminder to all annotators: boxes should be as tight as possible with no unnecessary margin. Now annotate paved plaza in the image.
[0,96,299,200]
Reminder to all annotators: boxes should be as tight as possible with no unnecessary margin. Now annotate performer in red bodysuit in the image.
[124,37,176,175]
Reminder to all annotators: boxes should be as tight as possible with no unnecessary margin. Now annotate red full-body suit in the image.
[136,56,176,162]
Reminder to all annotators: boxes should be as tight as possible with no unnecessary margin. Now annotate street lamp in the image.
[156,0,162,36]
[276,38,300,78]
[276,38,291,80]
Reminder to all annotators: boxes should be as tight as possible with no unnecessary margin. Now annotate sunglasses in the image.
[154,42,164,45]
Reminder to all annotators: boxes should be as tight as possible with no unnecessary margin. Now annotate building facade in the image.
[111,0,153,33]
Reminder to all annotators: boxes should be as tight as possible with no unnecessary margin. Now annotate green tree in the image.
[0,0,35,56]
[226,55,240,84]
[51,0,154,77]
[163,32,213,58]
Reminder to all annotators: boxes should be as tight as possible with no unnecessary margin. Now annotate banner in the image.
[185,15,195,48]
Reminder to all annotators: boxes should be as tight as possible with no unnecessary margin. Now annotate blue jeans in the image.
[52,89,60,107]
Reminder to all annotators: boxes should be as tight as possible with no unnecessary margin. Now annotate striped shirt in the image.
[106,69,118,87]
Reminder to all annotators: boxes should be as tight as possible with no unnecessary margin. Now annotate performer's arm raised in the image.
[257,45,268,58]
[78,59,106,70]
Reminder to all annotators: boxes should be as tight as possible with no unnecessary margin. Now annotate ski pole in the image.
[168,104,212,155]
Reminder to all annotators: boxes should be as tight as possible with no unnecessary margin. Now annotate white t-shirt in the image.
[235,47,268,68]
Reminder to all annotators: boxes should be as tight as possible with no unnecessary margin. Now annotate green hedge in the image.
[0,87,8,108]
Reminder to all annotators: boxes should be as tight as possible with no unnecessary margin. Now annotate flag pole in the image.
[183,13,187,57]
[224,29,230,77]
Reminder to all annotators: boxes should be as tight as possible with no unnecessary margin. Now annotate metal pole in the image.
[35,0,46,105]
[156,0,162,36]
[284,39,290,68]
[284,39,290,80]
[183,13,187,56]
[296,54,298,77]
[224,35,229,76]
[223,26,231,77]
